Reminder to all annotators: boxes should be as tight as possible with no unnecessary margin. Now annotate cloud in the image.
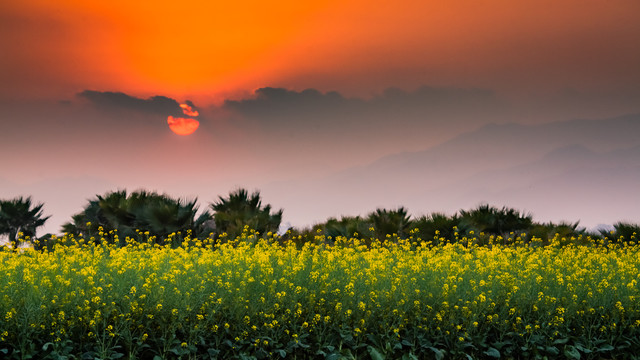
[223,87,356,119]
[221,85,506,141]
[223,85,501,121]
[216,85,510,174]
[77,90,184,117]
[179,103,199,117]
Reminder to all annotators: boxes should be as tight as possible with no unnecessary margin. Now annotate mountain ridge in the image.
[264,113,640,228]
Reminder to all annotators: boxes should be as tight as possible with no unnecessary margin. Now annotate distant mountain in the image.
[407,143,640,227]
[265,113,640,228]
[356,112,640,176]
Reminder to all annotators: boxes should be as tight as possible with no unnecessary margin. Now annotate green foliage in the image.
[411,212,460,243]
[529,221,586,244]
[62,190,212,245]
[366,207,412,239]
[323,207,412,243]
[211,188,282,240]
[323,215,373,242]
[2,187,637,251]
[601,222,640,244]
[0,196,50,248]
[457,204,533,237]
[279,224,325,248]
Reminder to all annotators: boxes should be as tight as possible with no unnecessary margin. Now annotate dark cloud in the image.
[220,85,506,145]
[224,87,356,119]
[183,100,199,112]
[217,85,510,171]
[223,85,501,121]
[77,90,184,117]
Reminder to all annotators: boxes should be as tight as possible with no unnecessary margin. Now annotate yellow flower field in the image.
[1,232,639,359]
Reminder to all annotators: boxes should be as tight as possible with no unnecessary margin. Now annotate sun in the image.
[167,116,199,136]
[167,103,200,136]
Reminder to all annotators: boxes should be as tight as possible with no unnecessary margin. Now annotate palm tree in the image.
[139,196,212,240]
[411,212,460,243]
[210,188,282,240]
[0,196,50,248]
[366,207,412,239]
[458,204,533,237]
[63,190,212,245]
[529,221,584,244]
[600,222,640,243]
[323,215,372,241]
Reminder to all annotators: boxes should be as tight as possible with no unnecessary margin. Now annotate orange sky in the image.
[1,0,639,103]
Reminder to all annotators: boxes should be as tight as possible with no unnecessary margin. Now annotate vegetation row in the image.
[1,189,638,250]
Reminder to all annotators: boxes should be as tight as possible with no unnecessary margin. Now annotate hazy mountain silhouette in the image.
[265,113,640,229]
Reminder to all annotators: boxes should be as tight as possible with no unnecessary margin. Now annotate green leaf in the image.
[574,344,592,354]
[153,356,163,360]
[564,345,581,360]
[553,338,569,345]
[82,351,97,359]
[206,350,219,359]
[368,346,385,360]
[597,344,615,352]
[484,347,501,358]
[401,353,419,360]
[339,348,356,359]
[428,347,445,360]
[545,346,560,355]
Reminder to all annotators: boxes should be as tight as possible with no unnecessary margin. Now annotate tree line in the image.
[1,189,638,249]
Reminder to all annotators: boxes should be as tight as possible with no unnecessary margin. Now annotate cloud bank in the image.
[77,90,185,117]
[224,86,501,124]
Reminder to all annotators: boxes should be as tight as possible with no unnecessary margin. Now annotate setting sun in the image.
[167,116,199,136]
[167,102,201,135]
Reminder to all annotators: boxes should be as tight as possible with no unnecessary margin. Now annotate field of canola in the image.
[1,233,640,359]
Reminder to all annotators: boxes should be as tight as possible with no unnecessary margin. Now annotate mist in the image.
[1,86,639,235]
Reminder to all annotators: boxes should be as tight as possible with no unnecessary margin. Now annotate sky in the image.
[1,0,640,235]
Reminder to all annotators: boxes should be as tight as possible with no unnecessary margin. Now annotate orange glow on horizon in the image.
[167,116,199,136]
[113,1,338,94]
[2,1,639,100]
